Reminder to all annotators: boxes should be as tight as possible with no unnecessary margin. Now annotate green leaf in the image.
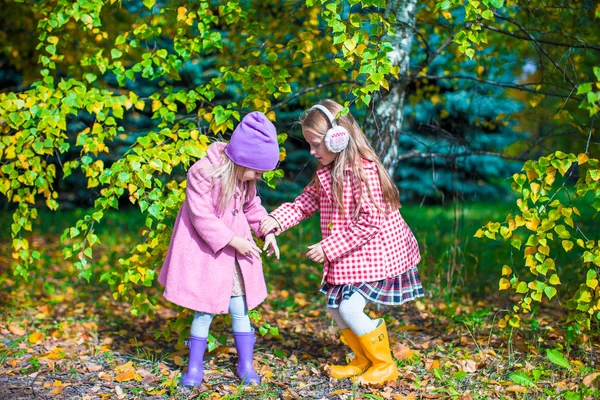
[576,82,592,95]
[546,349,571,370]
[516,281,528,293]
[481,10,493,19]
[111,49,122,59]
[510,372,535,386]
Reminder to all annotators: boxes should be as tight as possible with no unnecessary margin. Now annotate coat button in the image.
[232,209,239,216]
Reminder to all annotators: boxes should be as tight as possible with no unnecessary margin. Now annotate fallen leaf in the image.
[392,343,414,360]
[114,361,134,373]
[28,331,44,344]
[425,359,440,372]
[8,324,26,336]
[44,348,66,360]
[459,359,477,372]
[173,355,184,366]
[583,372,600,388]
[505,385,527,393]
[86,363,103,372]
[397,324,422,331]
[332,389,350,395]
[393,395,417,400]
[115,369,136,382]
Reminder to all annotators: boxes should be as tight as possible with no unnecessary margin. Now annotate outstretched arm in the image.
[262,182,320,236]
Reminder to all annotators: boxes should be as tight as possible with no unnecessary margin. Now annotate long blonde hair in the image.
[201,149,256,215]
[300,99,401,217]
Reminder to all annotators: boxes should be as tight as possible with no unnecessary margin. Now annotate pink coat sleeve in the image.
[320,171,384,262]
[243,189,269,238]
[186,164,235,253]
[269,182,320,231]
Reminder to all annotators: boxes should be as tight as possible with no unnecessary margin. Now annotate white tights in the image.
[190,296,251,338]
[327,291,378,336]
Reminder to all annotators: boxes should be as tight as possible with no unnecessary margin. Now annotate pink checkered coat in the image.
[270,159,421,285]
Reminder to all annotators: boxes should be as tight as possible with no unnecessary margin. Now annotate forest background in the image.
[0,0,599,399]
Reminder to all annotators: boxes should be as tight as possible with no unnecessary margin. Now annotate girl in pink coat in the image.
[159,111,280,387]
[260,100,423,386]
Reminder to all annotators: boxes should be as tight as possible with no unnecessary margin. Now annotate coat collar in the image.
[316,166,333,202]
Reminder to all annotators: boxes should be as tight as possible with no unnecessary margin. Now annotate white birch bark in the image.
[365,0,418,177]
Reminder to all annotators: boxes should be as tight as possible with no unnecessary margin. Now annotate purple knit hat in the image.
[225,111,279,171]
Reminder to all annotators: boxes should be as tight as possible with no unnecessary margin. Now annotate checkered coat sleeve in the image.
[271,160,421,285]
[269,182,320,231]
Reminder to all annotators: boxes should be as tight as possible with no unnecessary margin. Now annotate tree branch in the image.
[411,33,457,79]
[481,23,600,51]
[493,11,577,88]
[268,80,356,111]
[422,74,579,100]
[396,149,529,161]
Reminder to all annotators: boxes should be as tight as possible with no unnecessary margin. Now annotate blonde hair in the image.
[300,99,401,217]
[200,149,256,215]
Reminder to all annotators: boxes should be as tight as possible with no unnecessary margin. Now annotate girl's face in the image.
[304,129,336,166]
[241,169,265,182]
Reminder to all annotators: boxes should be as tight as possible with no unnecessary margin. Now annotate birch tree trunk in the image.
[365,0,418,177]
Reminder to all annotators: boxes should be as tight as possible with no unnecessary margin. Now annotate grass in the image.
[1,198,599,398]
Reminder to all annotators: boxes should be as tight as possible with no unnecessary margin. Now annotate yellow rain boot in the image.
[356,319,398,386]
[329,329,372,379]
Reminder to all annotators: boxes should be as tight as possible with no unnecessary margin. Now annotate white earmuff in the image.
[309,104,350,153]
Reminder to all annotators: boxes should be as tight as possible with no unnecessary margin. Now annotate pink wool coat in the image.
[158,142,269,314]
[270,159,421,285]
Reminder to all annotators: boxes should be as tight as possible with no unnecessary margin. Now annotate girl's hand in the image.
[263,233,280,259]
[306,243,326,263]
[260,216,282,236]
[228,236,262,258]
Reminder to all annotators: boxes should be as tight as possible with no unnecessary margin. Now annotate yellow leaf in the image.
[425,359,440,371]
[502,265,512,276]
[505,385,527,393]
[45,347,66,360]
[29,331,44,344]
[115,370,137,382]
[332,389,351,395]
[578,153,589,165]
[499,278,510,290]
[549,274,561,285]
[393,395,418,400]
[526,169,538,181]
[562,240,573,252]
[114,361,134,373]
[525,217,540,231]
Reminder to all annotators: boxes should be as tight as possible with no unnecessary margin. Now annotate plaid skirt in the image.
[320,266,424,308]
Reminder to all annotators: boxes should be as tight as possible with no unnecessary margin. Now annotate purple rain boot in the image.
[180,335,207,387]
[233,330,261,385]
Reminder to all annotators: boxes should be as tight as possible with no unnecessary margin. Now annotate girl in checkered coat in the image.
[260,100,423,386]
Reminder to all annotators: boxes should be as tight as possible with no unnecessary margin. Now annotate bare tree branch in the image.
[481,23,600,51]
[493,11,577,88]
[397,149,529,161]
[411,33,457,79]
[422,74,578,100]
